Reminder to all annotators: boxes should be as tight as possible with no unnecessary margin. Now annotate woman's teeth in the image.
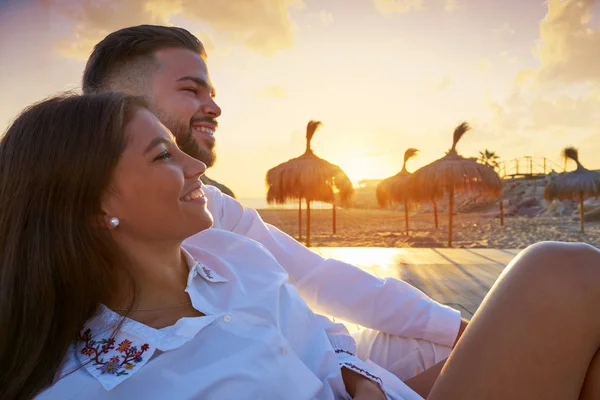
[182,188,205,201]
[194,126,214,136]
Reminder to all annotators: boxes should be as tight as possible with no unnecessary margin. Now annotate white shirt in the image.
[38,230,422,400]
[196,184,461,346]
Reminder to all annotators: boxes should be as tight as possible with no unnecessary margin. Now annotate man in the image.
[82,25,467,394]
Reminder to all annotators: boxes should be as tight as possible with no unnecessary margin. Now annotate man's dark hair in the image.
[82,25,206,94]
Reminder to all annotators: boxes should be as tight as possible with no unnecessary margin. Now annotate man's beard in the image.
[176,125,216,168]
[154,112,216,168]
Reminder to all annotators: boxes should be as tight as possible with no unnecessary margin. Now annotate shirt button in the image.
[280,347,288,355]
[223,314,232,323]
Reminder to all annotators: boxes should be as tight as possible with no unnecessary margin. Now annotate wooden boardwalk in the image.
[313,248,523,320]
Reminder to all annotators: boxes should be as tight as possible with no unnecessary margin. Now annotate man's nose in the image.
[202,98,221,118]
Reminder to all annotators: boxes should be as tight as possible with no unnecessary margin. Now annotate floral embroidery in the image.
[78,328,150,376]
[201,266,213,280]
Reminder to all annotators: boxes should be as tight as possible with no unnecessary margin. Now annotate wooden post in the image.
[433,201,439,229]
[529,158,533,175]
[404,198,409,235]
[580,192,585,233]
[500,201,504,226]
[306,198,311,247]
[298,198,302,241]
[448,186,454,247]
[543,158,547,175]
[332,203,336,235]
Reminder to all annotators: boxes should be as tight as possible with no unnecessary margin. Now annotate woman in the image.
[1,93,600,399]
[0,93,405,399]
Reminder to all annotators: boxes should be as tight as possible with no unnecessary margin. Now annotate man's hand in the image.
[341,367,386,399]
[453,317,470,348]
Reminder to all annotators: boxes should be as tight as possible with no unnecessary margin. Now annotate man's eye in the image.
[154,151,172,161]
[183,88,197,94]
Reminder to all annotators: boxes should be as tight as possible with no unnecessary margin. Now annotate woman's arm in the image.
[342,367,386,399]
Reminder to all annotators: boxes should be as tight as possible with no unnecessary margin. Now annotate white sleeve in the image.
[316,315,388,395]
[198,184,461,346]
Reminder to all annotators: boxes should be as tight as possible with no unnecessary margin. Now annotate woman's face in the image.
[103,108,213,243]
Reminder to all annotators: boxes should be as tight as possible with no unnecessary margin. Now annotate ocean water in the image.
[237,198,333,210]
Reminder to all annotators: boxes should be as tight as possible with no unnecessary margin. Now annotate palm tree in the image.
[478,149,501,171]
[265,120,354,247]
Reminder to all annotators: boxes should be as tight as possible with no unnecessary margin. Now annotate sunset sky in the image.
[1,0,600,200]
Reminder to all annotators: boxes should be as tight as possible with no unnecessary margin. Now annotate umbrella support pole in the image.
[433,201,438,229]
[332,203,336,235]
[306,199,311,247]
[580,192,585,233]
[500,201,504,226]
[298,198,302,241]
[448,187,454,247]
[404,198,409,235]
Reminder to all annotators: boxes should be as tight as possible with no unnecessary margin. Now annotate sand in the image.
[257,208,600,248]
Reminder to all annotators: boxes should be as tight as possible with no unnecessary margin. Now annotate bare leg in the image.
[428,241,600,399]
[580,349,600,399]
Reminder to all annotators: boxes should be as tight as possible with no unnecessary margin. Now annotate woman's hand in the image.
[341,367,386,399]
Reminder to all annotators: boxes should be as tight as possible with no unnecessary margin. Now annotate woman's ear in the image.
[95,213,120,230]
[100,187,121,230]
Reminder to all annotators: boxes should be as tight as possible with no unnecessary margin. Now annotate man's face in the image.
[149,48,222,168]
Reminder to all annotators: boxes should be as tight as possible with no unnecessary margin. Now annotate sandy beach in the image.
[257,208,600,249]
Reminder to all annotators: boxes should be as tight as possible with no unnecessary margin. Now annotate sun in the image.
[336,157,396,188]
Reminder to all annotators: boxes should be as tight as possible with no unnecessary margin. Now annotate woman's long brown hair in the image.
[0,93,145,398]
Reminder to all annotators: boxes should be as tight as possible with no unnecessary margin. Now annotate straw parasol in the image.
[376,148,419,234]
[409,122,503,247]
[265,120,354,246]
[544,147,600,233]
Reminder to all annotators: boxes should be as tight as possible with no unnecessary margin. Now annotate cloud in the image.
[373,0,423,16]
[533,0,600,86]
[488,88,600,134]
[254,85,287,98]
[42,0,303,60]
[444,0,459,13]
[374,0,458,15]
[488,0,600,136]
[492,22,516,38]
[435,75,452,90]
[476,58,492,73]
[319,10,333,25]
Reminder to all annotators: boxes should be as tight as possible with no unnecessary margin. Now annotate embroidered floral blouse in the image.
[37,230,422,400]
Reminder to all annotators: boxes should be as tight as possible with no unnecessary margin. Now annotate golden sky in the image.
[1,0,600,199]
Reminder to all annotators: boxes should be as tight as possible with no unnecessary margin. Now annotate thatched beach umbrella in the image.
[544,147,600,233]
[265,120,354,246]
[410,122,503,247]
[376,148,419,234]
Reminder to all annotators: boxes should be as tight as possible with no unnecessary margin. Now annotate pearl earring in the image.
[108,217,120,228]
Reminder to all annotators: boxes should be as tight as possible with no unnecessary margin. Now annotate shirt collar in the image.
[181,246,228,283]
[75,308,157,391]
[75,247,227,391]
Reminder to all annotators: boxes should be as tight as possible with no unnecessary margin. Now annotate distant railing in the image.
[496,157,564,179]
